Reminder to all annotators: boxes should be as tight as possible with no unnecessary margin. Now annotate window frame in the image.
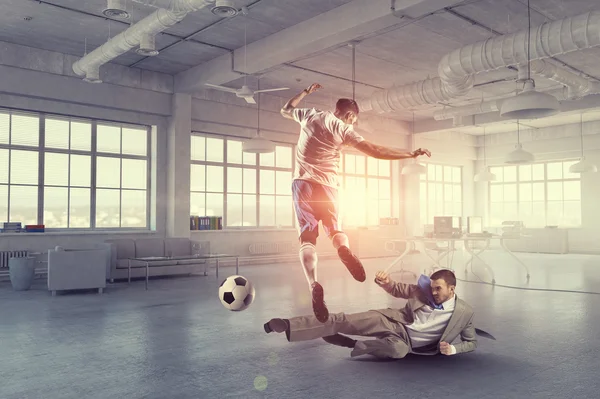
[419,162,463,226]
[0,107,152,231]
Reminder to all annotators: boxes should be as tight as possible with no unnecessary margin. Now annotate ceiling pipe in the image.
[529,60,600,99]
[72,0,216,82]
[363,10,600,114]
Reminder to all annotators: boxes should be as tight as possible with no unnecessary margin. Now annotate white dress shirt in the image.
[404,294,457,354]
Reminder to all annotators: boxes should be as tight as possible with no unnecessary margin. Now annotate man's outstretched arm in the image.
[353,141,431,161]
[280,83,322,120]
[374,271,419,299]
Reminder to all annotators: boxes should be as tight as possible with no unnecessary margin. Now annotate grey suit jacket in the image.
[374,280,477,355]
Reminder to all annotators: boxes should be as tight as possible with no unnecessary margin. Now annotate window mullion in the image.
[37,114,45,225]
[90,121,97,229]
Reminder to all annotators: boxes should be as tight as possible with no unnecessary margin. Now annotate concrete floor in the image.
[1,249,599,399]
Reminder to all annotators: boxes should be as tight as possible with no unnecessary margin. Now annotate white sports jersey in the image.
[292,108,365,188]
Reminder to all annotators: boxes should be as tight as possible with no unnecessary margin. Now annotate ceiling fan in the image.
[204,83,289,104]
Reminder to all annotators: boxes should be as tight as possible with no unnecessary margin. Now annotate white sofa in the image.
[47,246,109,296]
[104,238,210,282]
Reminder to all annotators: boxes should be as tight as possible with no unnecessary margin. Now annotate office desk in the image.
[385,235,531,285]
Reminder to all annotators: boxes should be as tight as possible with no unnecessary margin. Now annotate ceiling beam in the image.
[174,0,467,93]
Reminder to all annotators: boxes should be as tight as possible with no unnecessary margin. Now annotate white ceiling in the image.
[3,0,600,132]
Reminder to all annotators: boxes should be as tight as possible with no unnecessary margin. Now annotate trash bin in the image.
[8,256,36,291]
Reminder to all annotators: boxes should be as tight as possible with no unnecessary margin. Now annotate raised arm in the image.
[374,270,419,299]
[354,141,431,161]
[280,83,322,120]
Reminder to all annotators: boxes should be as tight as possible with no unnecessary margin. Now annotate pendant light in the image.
[569,113,597,173]
[474,127,497,182]
[505,121,535,164]
[402,112,427,175]
[500,0,560,119]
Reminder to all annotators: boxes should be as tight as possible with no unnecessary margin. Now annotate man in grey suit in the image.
[264,269,477,358]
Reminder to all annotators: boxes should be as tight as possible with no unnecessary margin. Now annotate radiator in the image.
[0,250,29,268]
[249,242,296,255]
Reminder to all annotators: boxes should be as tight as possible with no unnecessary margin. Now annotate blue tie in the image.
[417,274,444,310]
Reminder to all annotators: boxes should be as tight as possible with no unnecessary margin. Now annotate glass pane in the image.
[490,185,503,201]
[45,118,69,149]
[490,167,503,182]
[275,146,292,169]
[227,140,243,164]
[70,188,90,228]
[504,166,517,182]
[122,159,146,190]
[519,201,532,225]
[490,203,503,226]
[379,160,390,177]
[243,168,256,194]
[444,184,453,202]
[519,183,532,201]
[227,167,243,193]
[0,149,9,184]
[243,194,256,226]
[435,165,443,181]
[97,124,121,154]
[379,179,391,200]
[367,157,378,176]
[435,183,443,201]
[0,112,8,144]
[44,187,68,228]
[547,181,563,201]
[259,151,275,167]
[11,113,39,147]
[70,121,91,151]
[275,171,292,195]
[453,202,462,216]
[95,189,120,228]
[343,154,354,174]
[191,136,205,161]
[504,202,518,220]
[532,182,545,201]
[9,185,38,225]
[206,166,223,192]
[276,196,293,227]
[45,152,69,186]
[205,193,223,217]
[122,127,147,156]
[563,201,581,226]
[11,150,38,185]
[190,165,205,192]
[453,185,461,202]
[70,155,91,187]
[226,193,242,226]
[260,170,275,194]
[355,155,365,174]
[259,195,275,226]
[504,184,517,201]
[190,192,205,217]
[444,202,453,215]
[379,199,391,218]
[532,201,545,226]
[206,137,223,162]
[563,181,581,201]
[546,201,562,226]
[547,162,563,180]
[519,165,532,181]
[419,182,427,202]
[444,166,452,182]
[367,199,379,225]
[563,161,579,180]
[121,190,146,227]
[532,163,545,180]
[452,167,461,183]
[96,157,120,188]
[367,178,379,200]
[243,152,256,166]
[427,164,435,180]
[0,184,7,222]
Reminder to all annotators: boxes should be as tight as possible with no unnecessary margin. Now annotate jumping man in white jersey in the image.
[280,83,431,323]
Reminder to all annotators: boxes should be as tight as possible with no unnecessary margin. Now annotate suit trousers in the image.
[287,310,412,359]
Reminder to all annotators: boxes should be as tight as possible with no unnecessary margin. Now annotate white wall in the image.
[472,120,600,253]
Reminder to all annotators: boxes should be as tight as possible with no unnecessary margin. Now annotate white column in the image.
[166,93,192,238]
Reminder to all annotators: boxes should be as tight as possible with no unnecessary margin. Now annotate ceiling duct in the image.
[103,0,130,19]
[73,0,216,81]
[211,0,238,17]
[136,34,159,56]
[363,10,600,115]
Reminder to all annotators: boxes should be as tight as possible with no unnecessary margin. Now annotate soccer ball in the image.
[218,275,255,311]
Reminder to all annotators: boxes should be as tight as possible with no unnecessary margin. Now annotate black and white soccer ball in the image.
[218,275,255,311]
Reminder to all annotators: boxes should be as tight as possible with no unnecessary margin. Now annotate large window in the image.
[488,161,581,227]
[0,108,150,229]
[339,153,392,227]
[419,163,463,225]
[190,133,294,228]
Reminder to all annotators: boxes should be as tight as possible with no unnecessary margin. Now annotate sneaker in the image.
[322,334,357,348]
[337,246,366,282]
[311,282,329,323]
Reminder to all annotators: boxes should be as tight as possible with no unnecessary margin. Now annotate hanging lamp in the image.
[505,121,535,164]
[474,127,497,181]
[569,113,597,173]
